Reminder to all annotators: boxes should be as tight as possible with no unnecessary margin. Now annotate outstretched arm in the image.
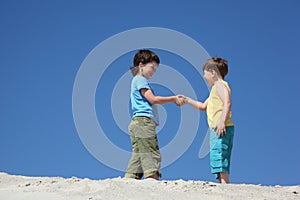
[141,88,182,106]
[183,96,208,111]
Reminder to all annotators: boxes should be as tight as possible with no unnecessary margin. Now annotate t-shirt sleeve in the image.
[136,76,151,91]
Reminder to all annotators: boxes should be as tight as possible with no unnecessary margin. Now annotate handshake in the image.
[174,95,188,106]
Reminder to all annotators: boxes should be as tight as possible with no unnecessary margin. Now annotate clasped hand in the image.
[175,94,187,106]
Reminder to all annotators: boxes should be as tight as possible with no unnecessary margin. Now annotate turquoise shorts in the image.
[210,126,234,179]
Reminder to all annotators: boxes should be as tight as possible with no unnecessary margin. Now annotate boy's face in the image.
[203,70,214,86]
[141,61,158,80]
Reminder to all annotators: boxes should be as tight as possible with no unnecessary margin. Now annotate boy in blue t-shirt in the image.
[125,49,183,180]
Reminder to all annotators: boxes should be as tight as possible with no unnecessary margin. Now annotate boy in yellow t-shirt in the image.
[183,57,234,184]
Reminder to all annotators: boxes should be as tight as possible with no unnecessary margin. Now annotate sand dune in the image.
[0,172,299,200]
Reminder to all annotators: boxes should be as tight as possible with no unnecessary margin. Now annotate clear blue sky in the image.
[1,0,299,186]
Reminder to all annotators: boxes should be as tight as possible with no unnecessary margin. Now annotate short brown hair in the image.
[202,57,228,79]
[130,49,160,76]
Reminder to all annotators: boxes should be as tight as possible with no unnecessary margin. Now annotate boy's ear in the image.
[212,69,221,77]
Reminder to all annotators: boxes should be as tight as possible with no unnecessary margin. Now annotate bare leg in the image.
[218,172,229,184]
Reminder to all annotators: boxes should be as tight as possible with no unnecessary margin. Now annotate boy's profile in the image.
[125,49,183,180]
[183,57,234,184]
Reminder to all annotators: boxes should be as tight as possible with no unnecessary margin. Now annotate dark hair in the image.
[202,57,228,79]
[130,49,160,76]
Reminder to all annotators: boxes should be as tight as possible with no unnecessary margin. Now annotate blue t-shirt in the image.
[131,75,159,125]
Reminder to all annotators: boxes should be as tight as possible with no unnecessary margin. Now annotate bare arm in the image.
[141,88,181,105]
[184,96,208,111]
[215,82,231,136]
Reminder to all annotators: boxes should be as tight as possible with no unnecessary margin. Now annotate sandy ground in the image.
[0,172,299,200]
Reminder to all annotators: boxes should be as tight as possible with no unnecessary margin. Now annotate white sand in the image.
[0,172,299,200]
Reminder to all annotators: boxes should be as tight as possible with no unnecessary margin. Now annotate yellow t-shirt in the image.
[207,80,234,129]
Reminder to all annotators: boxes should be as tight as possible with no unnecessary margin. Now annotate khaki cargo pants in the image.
[125,116,161,179]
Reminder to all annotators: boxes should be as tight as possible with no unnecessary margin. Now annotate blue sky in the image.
[1,0,299,186]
